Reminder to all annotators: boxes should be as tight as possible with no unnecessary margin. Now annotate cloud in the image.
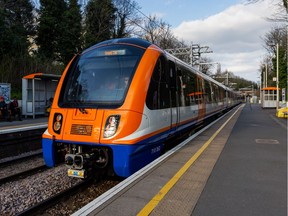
[172,0,276,82]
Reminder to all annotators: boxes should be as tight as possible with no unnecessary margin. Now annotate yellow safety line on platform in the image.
[137,104,244,216]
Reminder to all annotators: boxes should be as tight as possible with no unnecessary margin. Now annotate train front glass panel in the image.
[59,45,144,107]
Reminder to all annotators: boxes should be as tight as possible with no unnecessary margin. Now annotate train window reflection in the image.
[61,45,144,107]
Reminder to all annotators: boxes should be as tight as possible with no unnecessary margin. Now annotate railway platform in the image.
[0,116,48,134]
[72,104,287,216]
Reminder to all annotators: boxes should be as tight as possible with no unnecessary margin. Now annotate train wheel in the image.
[95,148,109,168]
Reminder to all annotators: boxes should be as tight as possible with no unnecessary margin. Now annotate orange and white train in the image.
[42,38,241,178]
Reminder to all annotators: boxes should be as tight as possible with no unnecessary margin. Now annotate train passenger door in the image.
[197,76,206,120]
[168,60,179,133]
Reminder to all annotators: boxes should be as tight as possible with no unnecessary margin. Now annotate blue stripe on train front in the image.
[42,138,55,167]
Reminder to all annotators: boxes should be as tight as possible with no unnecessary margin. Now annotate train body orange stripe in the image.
[121,46,161,112]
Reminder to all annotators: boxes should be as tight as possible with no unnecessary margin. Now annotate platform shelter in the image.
[22,73,61,118]
[261,87,280,108]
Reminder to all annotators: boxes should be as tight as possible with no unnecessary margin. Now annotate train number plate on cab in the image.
[68,169,85,178]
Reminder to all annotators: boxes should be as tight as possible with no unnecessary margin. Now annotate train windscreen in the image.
[59,44,145,107]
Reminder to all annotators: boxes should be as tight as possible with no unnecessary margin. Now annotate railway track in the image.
[17,179,93,216]
[41,177,121,215]
[0,127,45,160]
[0,165,84,214]
[0,151,42,166]
[1,161,121,215]
[0,154,47,184]
[0,164,47,185]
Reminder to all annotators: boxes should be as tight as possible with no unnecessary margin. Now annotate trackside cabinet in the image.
[22,73,61,118]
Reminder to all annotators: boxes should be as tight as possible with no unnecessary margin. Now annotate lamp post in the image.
[265,63,268,88]
[276,43,279,110]
[268,42,280,109]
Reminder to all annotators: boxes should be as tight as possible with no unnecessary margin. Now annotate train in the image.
[42,38,241,178]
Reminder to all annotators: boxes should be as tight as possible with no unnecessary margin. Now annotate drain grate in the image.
[255,139,280,144]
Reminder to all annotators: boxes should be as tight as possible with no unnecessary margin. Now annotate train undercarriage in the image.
[55,143,113,178]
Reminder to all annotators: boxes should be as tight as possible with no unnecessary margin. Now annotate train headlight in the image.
[103,115,120,138]
[56,114,62,121]
[54,121,61,131]
[53,113,63,134]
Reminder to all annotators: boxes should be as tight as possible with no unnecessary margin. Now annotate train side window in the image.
[177,68,186,107]
[204,80,212,103]
[177,67,197,107]
[169,61,177,107]
[182,68,198,106]
[146,55,169,110]
[194,77,204,104]
[212,84,219,103]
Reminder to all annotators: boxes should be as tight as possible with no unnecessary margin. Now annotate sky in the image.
[134,0,283,83]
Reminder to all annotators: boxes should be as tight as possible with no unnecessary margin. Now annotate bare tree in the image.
[246,0,287,22]
[246,0,287,9]
[140,15,180,49]
[113,0,142,38]
[199,57,216,75]
[262,26,286,54]
[261,26,287,89]
[259,55,274,87]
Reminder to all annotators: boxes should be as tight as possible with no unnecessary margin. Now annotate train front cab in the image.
[42,39,169,178]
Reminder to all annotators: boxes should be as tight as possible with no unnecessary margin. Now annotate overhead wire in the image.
[122,0,185,46]
[128,1,187,46]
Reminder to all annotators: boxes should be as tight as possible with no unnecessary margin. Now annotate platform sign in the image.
[282,88,286,102]
[0,83,11,102]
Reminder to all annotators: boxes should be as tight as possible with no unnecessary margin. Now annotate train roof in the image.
[83,38,152,53]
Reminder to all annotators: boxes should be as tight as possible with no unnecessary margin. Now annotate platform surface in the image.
[193,104,287,216]
[0,116,48,128]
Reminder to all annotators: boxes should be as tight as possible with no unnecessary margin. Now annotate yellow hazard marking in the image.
[137,105,243,216]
